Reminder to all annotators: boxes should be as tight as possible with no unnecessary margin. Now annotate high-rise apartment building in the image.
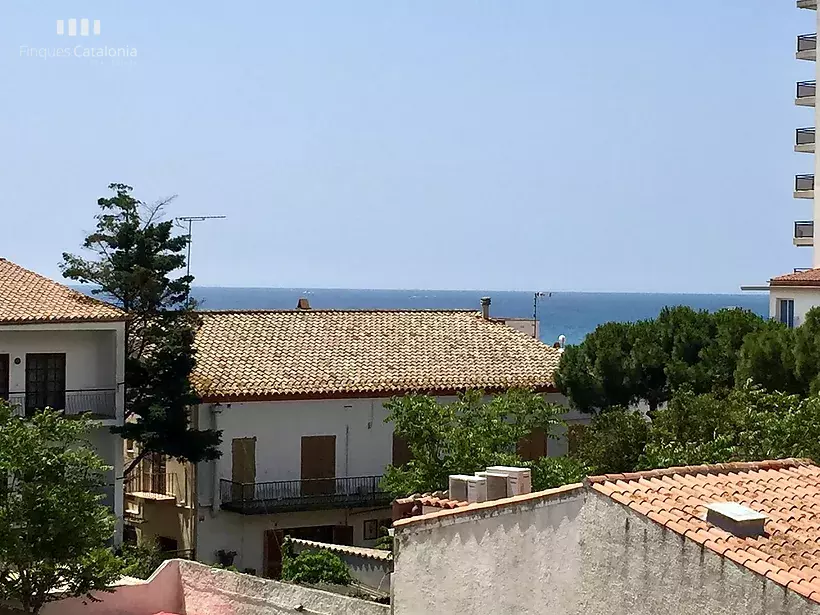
[749,1,820,327]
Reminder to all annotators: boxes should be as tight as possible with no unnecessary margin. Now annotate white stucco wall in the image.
[392,485,585,615]
[392,488,820,615]
[578,493,820,615]
[769,287,820,327]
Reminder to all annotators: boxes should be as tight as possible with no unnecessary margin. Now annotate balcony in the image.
[798,0,817,9]
[798,34,817,60]
[125,473,179,502]
[796,81,816,106]
[795,174,815,198]
[220,476,392,515]
[796,128,816,153]
[795,220,814,247]
[4,389,116,419]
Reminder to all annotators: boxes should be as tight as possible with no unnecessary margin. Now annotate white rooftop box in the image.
[485,466,532,496]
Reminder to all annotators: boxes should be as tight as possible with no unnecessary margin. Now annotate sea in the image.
[189,288,769,346]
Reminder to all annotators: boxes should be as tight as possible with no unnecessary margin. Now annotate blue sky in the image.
[0,1,811,292]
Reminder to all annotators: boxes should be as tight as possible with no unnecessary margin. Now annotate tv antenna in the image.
[532,291,551,339]
[177,215,227,281]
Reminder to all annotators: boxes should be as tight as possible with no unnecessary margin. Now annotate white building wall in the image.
[0,322,126,542]
[814,5,820,269]
[0,328,118,394]
[197,393,574,508]
[195,392,576,571]
[769,286,820,327]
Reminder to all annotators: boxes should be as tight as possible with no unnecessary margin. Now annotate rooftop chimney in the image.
[296,297,311,310]
[480,296,491,320]
[705,502,767,538]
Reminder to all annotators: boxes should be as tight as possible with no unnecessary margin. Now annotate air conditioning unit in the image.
[464,476,487,503]
[485,466,532,496]
[475,471,509,500]
[448,474,474,501]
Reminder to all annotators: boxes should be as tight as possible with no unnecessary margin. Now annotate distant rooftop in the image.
[192,309,562,401]
[770,268,820,287]
[0,258,125,325]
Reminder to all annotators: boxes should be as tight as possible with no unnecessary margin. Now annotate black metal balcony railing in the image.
[797,80,817,99]
[798,33,817,52]
[220,476,392,514]
[125,473,178,499]
[797,128,816,145]
[4,389,116,418]
[796,174,815,192]
[795,221,814,239]
[5,389,116,418]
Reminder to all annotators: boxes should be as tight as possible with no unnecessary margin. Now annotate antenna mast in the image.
[177,215,226,297]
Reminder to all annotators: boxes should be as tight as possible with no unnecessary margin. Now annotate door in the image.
[264,529,285,579]
[142,453,167,494]
[25,353,66,415]
[0,355,8,401]
[301,435,336,496]
[231,437,256,501]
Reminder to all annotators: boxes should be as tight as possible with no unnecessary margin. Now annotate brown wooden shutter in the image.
[231,437,256,500]
[301,435,336,496]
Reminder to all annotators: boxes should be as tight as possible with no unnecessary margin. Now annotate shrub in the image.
[120,540,165,580]
[528,456,589,490]
[281,543,352,586]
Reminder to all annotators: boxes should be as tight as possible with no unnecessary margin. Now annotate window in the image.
[779,299,796,328]
[25,353,66,414]
[364,518,393,541]
[363,519,378,540]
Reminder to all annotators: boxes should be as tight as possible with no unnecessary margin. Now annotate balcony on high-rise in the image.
[796,128,816,153]
[798,34,817,60]
[797,81,816,106]
[794,220,814,247]
[795,174,815,199]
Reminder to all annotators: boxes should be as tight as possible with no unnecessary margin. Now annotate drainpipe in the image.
[210,404,223,517]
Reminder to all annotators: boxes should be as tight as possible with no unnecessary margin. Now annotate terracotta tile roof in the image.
[192,310,562,400]
[395,491,470,511]
[770,269,820,287]
[0,258,125,325]
[394,484,585,529]
[587,459,820,603]
[289,538,392,562]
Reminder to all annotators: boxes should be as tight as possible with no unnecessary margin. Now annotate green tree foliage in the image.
[381,389,563,496]
[0,404,122,614]
[569,387,820,475]
[570,409,650,474]
[281,542,352,586]
[119,540,165,580]
[735,308,820,396]
[528,456,589,490]
[61,183,221,473]
[555,306,765,413]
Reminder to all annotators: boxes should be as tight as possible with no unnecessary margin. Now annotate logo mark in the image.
[56,19,101,37]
